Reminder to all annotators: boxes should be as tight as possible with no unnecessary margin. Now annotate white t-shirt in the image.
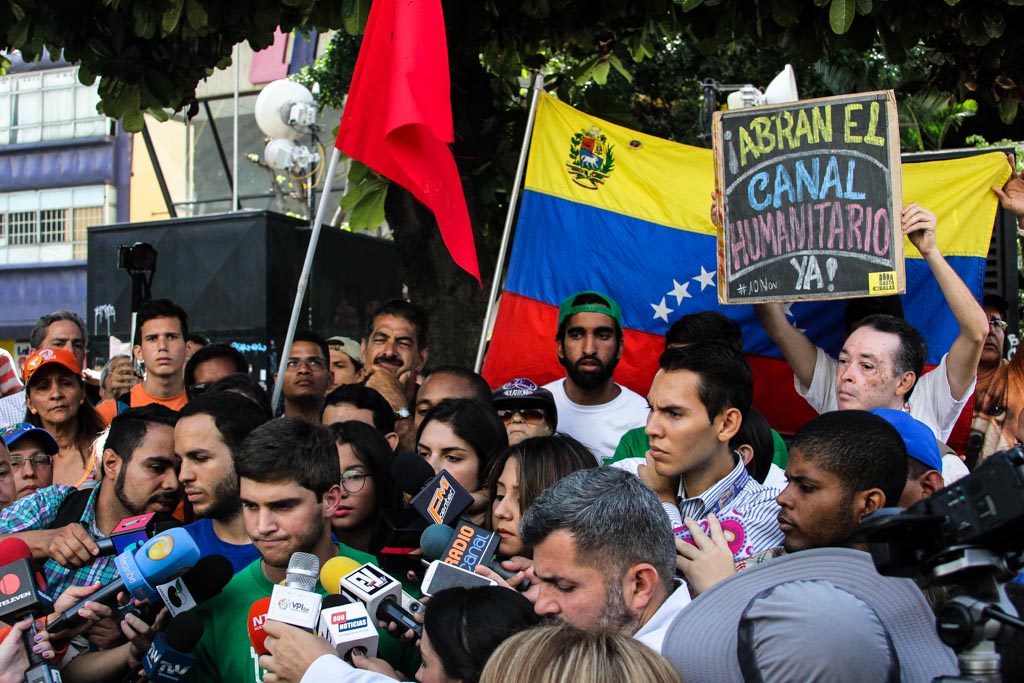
[795,347,973,443]
[543,378,649,465]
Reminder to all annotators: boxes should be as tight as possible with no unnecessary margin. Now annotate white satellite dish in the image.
[255,80,316,140]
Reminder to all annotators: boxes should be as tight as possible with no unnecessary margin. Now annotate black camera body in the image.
[117,242,158,273]
[858,446,1024,580]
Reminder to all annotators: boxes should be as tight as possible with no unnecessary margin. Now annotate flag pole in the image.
[473,74,545,372]
[271,146,342,412]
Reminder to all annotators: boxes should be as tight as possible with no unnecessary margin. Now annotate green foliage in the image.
[900,91,977,151]
[339,160,388,232]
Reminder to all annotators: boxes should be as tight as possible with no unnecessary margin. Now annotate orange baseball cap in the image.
[23,347,82,386]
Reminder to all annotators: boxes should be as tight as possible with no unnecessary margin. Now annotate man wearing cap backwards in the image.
[492,378,557,445]
[870,408,947,508]
[1,422,57,502]
[543,291,648,464]
[325,336,365,392]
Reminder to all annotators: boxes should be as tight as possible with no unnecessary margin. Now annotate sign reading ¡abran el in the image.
[713,90,904,304]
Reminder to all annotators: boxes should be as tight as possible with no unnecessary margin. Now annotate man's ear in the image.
[920,469,945,497]
[133,345,142,363]
[321,483,342,519]
[854,487,886,522]
[736,444,755,467]
[416,348,429,373]
[384,432,399,451]
[894,371,917,399]
[102,448,121,481]
[715,408,743,444]
[622,563,662,615]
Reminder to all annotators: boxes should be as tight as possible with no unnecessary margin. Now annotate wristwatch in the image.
[395,407,411,420]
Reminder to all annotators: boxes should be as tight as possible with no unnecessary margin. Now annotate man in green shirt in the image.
[189,417,413,682]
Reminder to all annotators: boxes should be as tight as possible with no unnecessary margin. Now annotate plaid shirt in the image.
[0,484,117,597]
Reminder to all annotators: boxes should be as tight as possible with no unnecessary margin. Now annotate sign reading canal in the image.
[713,90,904,304]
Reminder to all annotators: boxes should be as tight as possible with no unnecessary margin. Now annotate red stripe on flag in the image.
[483,293,825,436]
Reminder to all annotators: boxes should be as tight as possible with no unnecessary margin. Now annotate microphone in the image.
[266,552,322,630]
[246,597,272,657]
[391,452,473,526]
[95,512,182,557]
[0,538,59,683]
[47,528,201,633]
[155,554,233,616]
[420,560,497,597]
[321,557,422,638]
[316,594,378,661]
[420,522,530,590]
[142,611,204,682]
[320,556,424,617]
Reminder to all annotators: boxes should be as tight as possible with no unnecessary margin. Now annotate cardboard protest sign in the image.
[713,90,903,304]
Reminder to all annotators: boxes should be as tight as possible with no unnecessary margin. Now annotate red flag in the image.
[335,0,481,284]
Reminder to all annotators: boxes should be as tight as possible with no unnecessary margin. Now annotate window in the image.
[0,66,110,145]
[0,186,111,256]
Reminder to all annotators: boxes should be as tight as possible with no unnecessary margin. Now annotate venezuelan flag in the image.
[481,93,1010,436]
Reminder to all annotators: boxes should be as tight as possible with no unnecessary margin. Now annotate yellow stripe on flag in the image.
[903,152,1010,259]
[524,92,716,235]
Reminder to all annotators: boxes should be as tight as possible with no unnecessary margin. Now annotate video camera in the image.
[857,446,1024,582]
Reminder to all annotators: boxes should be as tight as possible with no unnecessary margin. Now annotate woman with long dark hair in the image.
[22,348,104,488]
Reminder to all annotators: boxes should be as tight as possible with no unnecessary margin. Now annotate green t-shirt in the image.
[189,543,419,682]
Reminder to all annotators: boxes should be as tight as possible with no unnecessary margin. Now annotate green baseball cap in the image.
[557,291,623,330]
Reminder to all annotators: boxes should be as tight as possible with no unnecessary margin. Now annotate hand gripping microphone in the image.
[246,597,272,657]
[94,512,182,557]
[0,538,59,683]
[155,554,233,616]
[47,527,201,633]
[316,594,378,661]
[391,451,473,526]
[420,522,530,590]
[142,611,204,683]
[321,557,422,638]
[266,552,322,630]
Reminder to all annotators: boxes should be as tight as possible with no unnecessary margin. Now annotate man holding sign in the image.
[755,203,988,479]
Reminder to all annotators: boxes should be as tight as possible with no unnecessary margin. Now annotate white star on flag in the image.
[781,302,806,333]
[692,265,716,291]
[651,297,673,323]
[667,279,691,305]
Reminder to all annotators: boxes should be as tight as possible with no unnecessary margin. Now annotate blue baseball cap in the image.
[1,422,59,455]
[869,409,941,471]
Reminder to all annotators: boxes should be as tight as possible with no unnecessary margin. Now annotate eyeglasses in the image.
[497,408,547,425]
[286,358,327,370]
[189,382,212,396]
[989,318,1009,331]
[9,453,53,469]
[341,470,371,493]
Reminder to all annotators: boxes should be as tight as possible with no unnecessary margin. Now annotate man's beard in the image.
[561,354,618,391]
[594,576,641,635]
[115,466,178,516]
[199,475,241,522]
[259,515,325,569]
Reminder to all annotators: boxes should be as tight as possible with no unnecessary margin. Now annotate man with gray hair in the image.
[518,467,690,652]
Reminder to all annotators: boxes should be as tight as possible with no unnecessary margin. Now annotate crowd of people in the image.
[0,157,1022,682]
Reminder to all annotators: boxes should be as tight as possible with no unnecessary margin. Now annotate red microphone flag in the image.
[335,0,481,284]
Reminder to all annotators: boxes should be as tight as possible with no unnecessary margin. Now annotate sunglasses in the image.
[497,408,547,425]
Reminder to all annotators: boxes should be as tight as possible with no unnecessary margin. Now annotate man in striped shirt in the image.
[645,343,784,562]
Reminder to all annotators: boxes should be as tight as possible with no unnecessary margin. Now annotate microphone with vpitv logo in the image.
[266,552,322,630]
[47,527,200,634]
[390,451,473,526]
[142,611,204,683]
[155,554,233,617]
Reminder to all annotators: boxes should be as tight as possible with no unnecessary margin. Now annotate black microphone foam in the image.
[321,594,349,610]
[182,555,233,602]
[165,611,205,653]
[391,451,436,494]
